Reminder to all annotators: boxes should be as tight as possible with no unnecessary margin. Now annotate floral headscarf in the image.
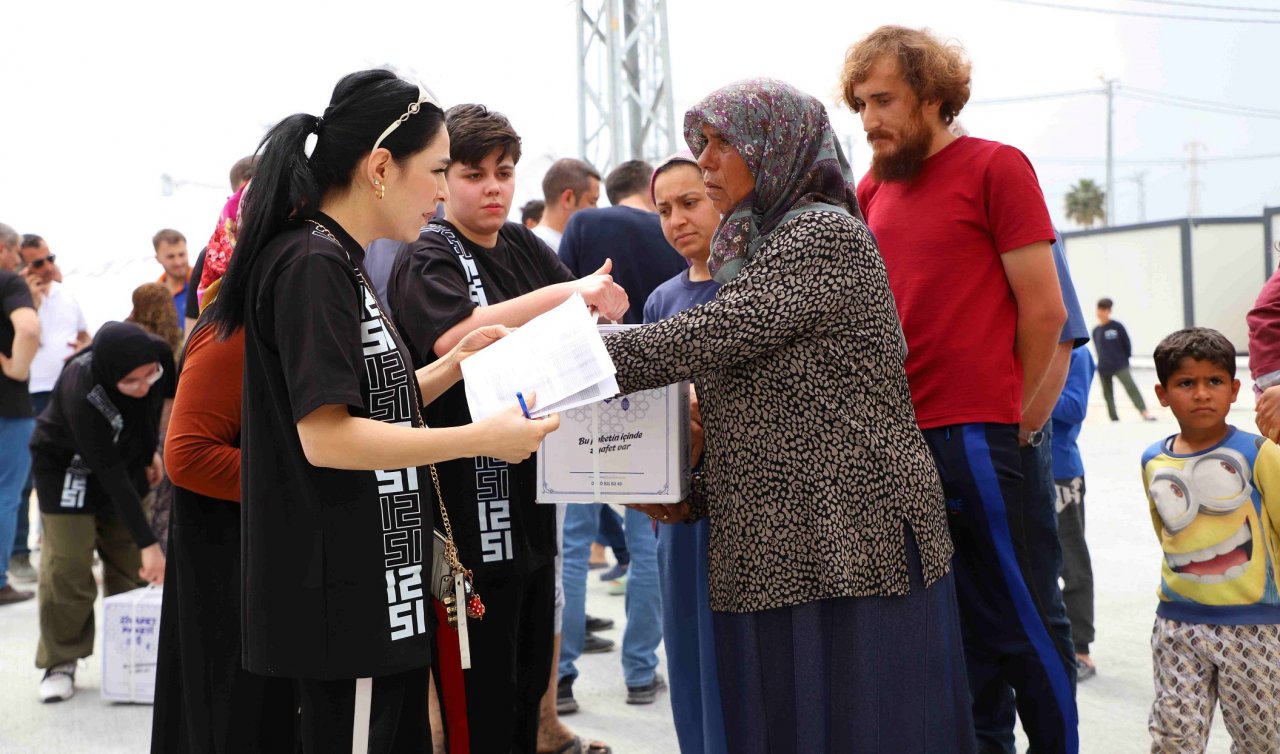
[684,79,862,283]
[198,182,247,306]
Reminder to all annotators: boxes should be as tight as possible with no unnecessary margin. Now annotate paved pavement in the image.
[0,363,1251,752]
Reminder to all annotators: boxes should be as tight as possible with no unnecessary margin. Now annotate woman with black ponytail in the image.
[211,69,559,753]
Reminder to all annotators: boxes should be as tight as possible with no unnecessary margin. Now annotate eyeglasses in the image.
[117,363,164,393]
[372,84,441,153]
[29,254,56,269]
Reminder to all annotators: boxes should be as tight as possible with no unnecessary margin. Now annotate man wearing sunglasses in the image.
[11,235,90,583]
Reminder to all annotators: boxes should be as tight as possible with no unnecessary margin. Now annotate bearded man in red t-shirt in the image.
[842,26,1079,754]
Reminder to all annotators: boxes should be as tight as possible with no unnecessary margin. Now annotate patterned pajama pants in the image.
[1149,617,1280,753]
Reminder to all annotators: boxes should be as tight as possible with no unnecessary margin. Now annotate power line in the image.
[1034,151,1280,165]
[1120,86,1280,117]
[1127,0,1280,12]
[994,0,1280,22]
[1118,91,1280,119]
[969,88,1100,105]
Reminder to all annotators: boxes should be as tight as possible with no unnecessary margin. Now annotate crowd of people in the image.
[2,22,1280,754]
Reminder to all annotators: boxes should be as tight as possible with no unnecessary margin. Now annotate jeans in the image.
[16,392,51,556]
[559,503,662,687]
[0,416,36,590]
[596,505,629,566]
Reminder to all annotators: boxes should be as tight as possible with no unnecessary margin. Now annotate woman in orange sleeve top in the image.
[150,299,296,751]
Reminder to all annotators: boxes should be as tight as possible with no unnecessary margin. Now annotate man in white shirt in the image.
[12,236,89,581]
[532,158,600,252]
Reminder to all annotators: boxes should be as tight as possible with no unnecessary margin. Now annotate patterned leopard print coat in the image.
[606,211,953,613]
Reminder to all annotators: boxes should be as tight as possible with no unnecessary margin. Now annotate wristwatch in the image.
[1019,428,1046,447]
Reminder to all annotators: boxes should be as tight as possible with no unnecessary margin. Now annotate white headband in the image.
[372,84,441,152]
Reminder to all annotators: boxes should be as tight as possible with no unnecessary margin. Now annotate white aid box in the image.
[537,381,691,504]
[102,585,163,703]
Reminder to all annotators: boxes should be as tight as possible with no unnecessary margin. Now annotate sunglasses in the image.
[29,254,56,269]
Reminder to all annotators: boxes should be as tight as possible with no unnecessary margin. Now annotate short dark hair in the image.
[445,104,522,168]
[542,158,600,204]
[152,229,186,251]
[1153,327,1236,385]
[520,199,545,225]
[229,155,258,190]
[605,160,653,205]
[1097,297,1113,310]
[20,234,43,250]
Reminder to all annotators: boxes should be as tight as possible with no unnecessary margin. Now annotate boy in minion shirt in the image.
[1141,327,1280,751]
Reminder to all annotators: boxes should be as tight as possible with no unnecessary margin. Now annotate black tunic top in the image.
[29,339,175,548]
[239,214,433,680]
[387,220,573,580]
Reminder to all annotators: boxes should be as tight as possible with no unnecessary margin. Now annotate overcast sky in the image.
[4,0,1277,326]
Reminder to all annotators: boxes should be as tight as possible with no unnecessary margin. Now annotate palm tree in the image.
[1065,179,1106,228]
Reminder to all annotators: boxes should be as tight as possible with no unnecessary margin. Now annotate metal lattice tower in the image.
[577,0,677,176]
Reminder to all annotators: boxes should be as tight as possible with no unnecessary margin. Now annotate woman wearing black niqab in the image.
[30,321,175,703]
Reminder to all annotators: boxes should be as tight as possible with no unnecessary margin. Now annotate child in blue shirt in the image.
[1051,345,1097,679]
[1141,327,1280,751]
[642,151,727,754]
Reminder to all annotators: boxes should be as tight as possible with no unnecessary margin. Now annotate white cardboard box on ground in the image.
[537,381,690,504]
[101,585,163,704]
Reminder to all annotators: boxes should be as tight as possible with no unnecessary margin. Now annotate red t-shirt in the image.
[857,136,1054,430]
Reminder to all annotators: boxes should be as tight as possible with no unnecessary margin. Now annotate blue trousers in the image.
[15,392,51,556]
[713,526,974,754]
[0,416,35,590]
[923,423,1079,754]
[596,505,629,565]
[658,518,727,754]
[559,503,661,687]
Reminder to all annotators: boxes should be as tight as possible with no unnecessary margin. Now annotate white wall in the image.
[1063,225,1185,361]
[1190,222,1265,351]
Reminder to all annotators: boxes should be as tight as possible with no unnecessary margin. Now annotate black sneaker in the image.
[585,614,615,632]
[626,672,667,705]
[556,676,579,715]
[582,633,615,654]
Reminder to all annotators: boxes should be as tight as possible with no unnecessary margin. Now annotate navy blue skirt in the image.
[712,526,975,754]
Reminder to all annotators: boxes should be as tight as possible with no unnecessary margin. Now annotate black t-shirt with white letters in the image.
[239,213,432,680]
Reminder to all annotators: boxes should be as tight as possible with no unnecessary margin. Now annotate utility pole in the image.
[577,0,676,175]
[1100,76,1117,227]
[1185,142,1206,217]
[1126,171,1148,223]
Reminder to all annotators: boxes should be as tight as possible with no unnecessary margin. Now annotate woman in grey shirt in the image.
[610,79,975,753]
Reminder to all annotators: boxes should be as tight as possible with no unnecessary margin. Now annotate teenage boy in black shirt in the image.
[388,104,627,754]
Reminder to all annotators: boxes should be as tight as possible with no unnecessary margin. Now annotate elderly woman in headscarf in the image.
[609,79,975,752]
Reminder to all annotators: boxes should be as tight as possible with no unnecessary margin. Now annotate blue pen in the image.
[516,391,532,419]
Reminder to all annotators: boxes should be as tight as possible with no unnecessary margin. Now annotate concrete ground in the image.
[0,363,1251,752]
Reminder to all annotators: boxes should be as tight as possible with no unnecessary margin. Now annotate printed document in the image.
[461,293,619,421]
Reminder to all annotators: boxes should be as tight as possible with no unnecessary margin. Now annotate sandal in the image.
[543,735,613,754]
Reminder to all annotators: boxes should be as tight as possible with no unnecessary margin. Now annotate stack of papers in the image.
[460,293,620,421]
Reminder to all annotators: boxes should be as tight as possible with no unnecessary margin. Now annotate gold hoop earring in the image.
[374,181,385,200]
